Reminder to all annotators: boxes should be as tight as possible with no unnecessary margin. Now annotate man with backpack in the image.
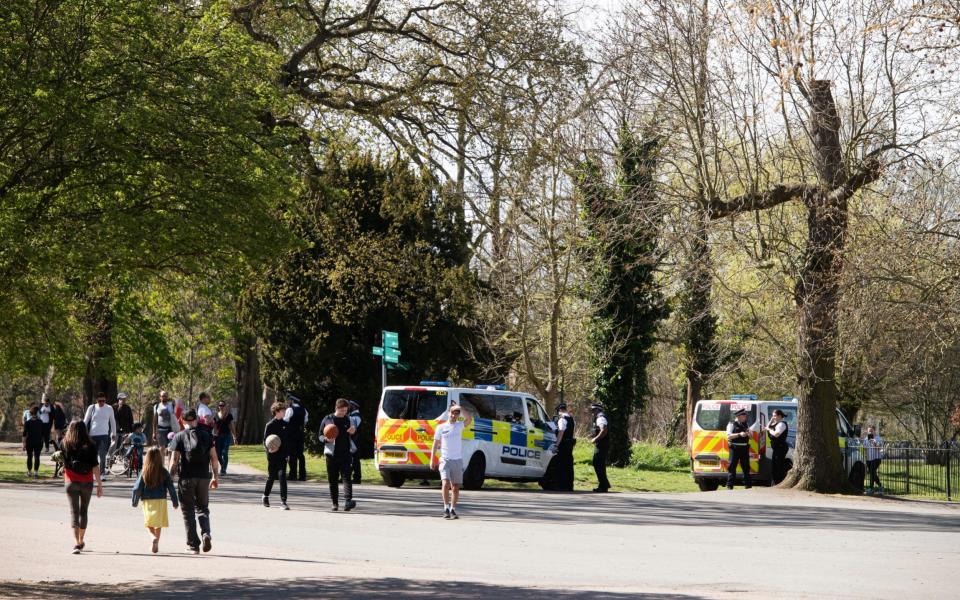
[168,409,220,555]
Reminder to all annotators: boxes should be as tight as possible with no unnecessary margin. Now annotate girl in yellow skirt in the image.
[132,446,179,553]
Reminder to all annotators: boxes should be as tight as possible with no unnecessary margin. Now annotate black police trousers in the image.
[727,444,752,488]
[287,432,306,481]
[593,443,610,491]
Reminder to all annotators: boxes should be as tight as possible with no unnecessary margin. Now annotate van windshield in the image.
[381,389,448,420]
[696,403,757,430]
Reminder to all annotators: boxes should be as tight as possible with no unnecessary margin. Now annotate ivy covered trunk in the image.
[581,129,668,467]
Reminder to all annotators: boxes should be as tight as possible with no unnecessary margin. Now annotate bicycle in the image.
[106,435,142,478]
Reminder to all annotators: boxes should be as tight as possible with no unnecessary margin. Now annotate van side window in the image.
[525,398,548,430]
[459,393,496,420]
[494,396,524,424]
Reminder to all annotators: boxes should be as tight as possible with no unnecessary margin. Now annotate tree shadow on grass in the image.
[0,578,705,600]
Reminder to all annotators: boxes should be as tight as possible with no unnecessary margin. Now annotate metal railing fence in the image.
[848,442,959,501]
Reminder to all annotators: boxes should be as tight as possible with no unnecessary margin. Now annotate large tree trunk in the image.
[79,289,118,405]
[234,334,264,444]
[782,80,848,492]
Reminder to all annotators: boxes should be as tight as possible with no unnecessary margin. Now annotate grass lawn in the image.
[0,451,55,483]
[229,440,698,493]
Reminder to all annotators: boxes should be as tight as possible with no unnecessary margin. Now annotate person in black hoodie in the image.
[320,399,356,511]
[22,406,45,477]
[263,402,289,510]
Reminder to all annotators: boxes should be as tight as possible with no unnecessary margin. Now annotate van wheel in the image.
[697,478,720,492]
[381,471,406,488]
[463,453,486,490]
[849,462,865,493]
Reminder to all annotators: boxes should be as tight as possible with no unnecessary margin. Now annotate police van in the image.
[375,382,557,489]
[690,395,866,491]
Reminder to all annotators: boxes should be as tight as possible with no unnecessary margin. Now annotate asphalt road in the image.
[0,470,957,600]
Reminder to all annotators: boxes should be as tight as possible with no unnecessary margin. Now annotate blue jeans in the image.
[215,436,232,473]
[92,435,110,475]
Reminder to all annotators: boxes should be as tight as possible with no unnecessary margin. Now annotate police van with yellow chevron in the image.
[690,394,867,491]
[375,382,557,489]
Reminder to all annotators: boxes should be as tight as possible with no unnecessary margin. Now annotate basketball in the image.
[323,423,339,441]
[265,434,281,453]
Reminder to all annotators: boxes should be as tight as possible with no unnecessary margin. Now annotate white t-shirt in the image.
[39,403,52,424]
[197,402,214,425]
[595,414,608,430]
[557,412,570,431]
[864,435,883,461]
[434,420,465,461]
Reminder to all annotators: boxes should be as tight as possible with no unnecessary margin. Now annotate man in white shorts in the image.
[430,404,473,519]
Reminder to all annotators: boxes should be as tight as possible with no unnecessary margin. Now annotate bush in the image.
[631,442,689,472]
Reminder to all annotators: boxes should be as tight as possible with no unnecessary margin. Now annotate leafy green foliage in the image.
[0,0,295,377]
[581,129,670,466]
[244,146,478,445]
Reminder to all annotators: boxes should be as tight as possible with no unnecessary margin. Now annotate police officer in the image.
[553,403,575,492]
[765,409,789,485]
[284,393,308,481]
[589,403,610,493]
[726,409,752,489]
[348,400,362,484]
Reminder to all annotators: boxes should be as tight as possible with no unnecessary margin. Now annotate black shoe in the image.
[352,478,361,484]
[281,501,290,510]
[745,485,752,489]
[202,534,212,553]
[186,546,200,555]
[298,477,306,482]
[71,545,81,555]
[592,487,609,493]
[331,504,339,512]
[262,496,270,508]
[444,508,451,519]
[450,509,458,519]
[726,485,734,490]
[344,500,357,512]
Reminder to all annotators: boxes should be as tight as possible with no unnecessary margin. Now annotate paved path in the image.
[0,468,957,599]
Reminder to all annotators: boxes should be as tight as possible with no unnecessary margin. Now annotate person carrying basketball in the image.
[262,402,289,510]
[319,399,356,512]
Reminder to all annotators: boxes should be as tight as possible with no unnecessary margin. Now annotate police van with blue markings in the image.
[375,382,557,489]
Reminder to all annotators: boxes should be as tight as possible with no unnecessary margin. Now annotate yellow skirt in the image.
[141,499,169,529]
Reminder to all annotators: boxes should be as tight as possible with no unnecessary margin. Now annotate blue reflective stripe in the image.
[510,429,527,447]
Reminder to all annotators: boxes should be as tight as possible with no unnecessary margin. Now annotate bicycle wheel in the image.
[109,452,128,476]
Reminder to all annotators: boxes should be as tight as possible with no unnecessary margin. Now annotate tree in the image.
[0,0,294,393]
[613,0,960,491]
[581,129,670,466]
[243,146,477,450]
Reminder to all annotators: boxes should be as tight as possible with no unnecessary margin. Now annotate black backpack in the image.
[183,429,209,466]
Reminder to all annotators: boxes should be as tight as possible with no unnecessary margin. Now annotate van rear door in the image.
[692,401,760,474]
[377,387,450,467]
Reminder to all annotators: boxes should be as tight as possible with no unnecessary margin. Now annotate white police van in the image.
[374,382,557,489]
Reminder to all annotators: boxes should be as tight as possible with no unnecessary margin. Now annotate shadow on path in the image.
[5,471,958,534]
[0,578,702,600]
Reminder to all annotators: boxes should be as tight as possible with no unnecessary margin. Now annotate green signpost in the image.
[373,330,400,389]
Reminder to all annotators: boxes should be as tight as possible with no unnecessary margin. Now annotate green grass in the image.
[874,462,960,502]
[229,440,698,493]
[0,452,55,483]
